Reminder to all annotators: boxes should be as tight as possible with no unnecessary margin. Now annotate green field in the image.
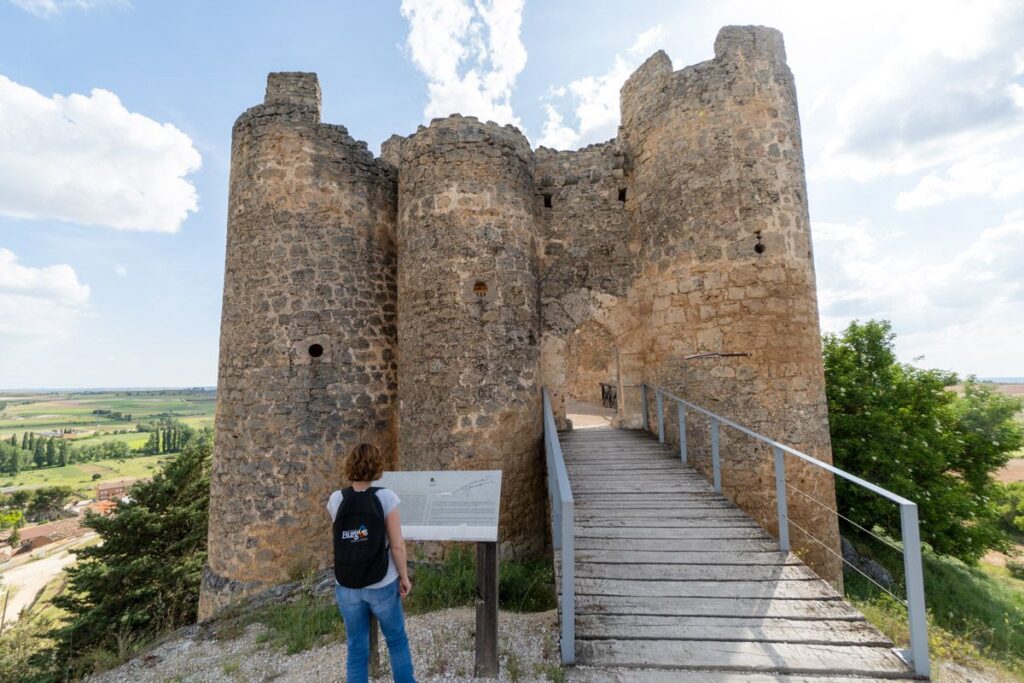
[0,389,215,445]
[0,453,174,493]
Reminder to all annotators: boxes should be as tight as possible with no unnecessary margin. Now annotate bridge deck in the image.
[555,425,917,681]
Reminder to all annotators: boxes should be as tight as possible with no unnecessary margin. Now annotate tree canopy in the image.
[46,429,212,675]
[823,320,1023,563]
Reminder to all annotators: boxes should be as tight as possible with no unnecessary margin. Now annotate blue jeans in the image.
[334,579,416,683]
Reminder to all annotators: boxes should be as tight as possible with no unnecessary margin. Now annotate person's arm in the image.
[385,508,412,597]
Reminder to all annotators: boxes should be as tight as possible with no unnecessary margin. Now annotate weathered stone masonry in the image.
[201,26,841,618]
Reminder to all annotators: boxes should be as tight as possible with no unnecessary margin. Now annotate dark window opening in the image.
[308,343,324,358]
[618,188,627,202]
[473,281,488,298]
[754,231,766,254]
[543,193,552,208]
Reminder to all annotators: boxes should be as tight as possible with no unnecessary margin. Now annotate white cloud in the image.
[813,0,1024,210]
[114,265,127,277]
[537,104,578,150]
[896,150,1024,209]
[400,0,527,127]
[537,25,663,150]
[0,248,90,338]
[813,217,1024,374]
[0,75,201,232]
[8,0,127,18]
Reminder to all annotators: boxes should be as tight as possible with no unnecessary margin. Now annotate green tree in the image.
[823,320,1022,562]
[20,432,27,450]
[143,431,159,455]
[45,437,57,467]
[49,430,213,674]
[58,440,69,467]
[32,441,45,469]
[25,486,74,522]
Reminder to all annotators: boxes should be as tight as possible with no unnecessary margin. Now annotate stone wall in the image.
[535,143,644,427]
[395,116,544,557]
[200,73,399,618]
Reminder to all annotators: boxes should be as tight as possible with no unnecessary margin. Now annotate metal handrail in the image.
[542,387,574,665]
[640,382,929,678]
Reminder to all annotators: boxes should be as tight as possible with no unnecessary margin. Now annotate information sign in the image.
[375,470,502,542]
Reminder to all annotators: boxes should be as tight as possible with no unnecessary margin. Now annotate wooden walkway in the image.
[556,426,918,681]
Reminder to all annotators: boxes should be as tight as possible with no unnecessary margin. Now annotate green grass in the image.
[406,547,556,615]
[845,537,1024,676]
[69,431,150,449]
[0,453,173,492]
[216,593,345,655]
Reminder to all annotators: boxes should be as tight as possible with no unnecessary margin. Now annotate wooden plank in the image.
[569,578,840,600]
[574,615,889,646]
[571,485,714,492]
[573,510,752,521]
[574,495,730,504]
[574,596,863,620]
[574,517,762,529]
[574,538,782,553]
[567,473,705,481]
[568,671,913,683]
[474,541,498,676]
[576,639,911,676]
[574,526,770,540]
[573,550,800,565]
[569,493,712,499]
[574,499,731,509]
[562,562,820,583]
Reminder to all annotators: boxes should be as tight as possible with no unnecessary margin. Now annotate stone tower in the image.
[393,119,545,557]
[200,74,399,618]
[201,25,840,618]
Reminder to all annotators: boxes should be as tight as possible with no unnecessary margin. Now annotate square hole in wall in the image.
[618,188,627,202]
[543,193,553,208]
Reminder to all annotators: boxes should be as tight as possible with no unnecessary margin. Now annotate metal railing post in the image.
[900,502,930,678]
[773,445,789,552]
[677,402,687,464]
[641,383,649,431]
[561,499,575,665]
[710,417,721,493]
[656,389,665,443]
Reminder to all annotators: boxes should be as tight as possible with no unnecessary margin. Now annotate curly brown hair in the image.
[344,442,384,483]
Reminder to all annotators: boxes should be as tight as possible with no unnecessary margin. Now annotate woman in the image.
[327,443,416,683]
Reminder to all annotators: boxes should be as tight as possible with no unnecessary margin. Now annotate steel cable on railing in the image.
[785,516,907,605]
[783,481,907,556]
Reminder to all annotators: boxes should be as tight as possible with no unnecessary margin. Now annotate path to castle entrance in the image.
[566,400,615,430]
[555,426,917,680]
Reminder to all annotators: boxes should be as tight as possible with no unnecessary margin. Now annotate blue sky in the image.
[0,0,1022,388]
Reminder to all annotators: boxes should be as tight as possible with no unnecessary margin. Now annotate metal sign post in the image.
[370,470,503,678]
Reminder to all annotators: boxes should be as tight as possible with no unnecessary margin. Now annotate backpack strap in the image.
[366,486,386,518]
[336,486,355,519]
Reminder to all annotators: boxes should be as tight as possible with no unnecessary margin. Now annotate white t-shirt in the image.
[327,487,400,590]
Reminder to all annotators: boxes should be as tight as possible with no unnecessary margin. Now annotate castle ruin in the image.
[200,25,841,618]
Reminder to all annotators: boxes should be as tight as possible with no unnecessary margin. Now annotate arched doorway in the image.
[564,321,621,428]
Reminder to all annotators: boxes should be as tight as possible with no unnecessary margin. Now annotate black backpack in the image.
[333,486,390,588]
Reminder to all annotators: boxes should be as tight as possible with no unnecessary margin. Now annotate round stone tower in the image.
[199,73,399,618]
[619,27,842,584]
[396,116,544,557]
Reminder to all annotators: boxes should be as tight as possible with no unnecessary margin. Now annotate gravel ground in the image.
[86,608,562,683]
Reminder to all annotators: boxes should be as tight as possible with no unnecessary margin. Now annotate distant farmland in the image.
[0,389,215,490]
